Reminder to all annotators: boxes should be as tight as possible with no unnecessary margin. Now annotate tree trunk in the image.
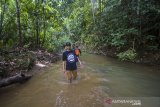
[0,74,32,88]
[98,0,102,12]
[136,0,141,47]
[42,0,46,47]
[36,19,40,47]
[35,0,40,48]
[0,0,6,38]
[15,0,22,46]
[159,27,160,49]
[133,37,135,50]
[90,0,95,24]
[137,0,141,36]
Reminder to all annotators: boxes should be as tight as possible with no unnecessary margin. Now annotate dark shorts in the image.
[66,66,77,71]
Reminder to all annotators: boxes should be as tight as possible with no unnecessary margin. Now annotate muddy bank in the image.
[0,49,61,80]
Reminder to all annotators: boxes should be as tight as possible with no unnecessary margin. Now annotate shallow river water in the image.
[0,53,160,107]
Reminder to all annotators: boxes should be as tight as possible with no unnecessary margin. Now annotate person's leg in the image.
[72,70,77,80]
[66,71,72,83]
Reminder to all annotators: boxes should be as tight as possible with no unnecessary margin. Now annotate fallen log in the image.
[0,73,32,88]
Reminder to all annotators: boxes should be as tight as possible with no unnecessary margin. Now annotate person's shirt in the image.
[62,50,77,70]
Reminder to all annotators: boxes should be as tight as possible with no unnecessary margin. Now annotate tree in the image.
[0,0,6,39]
[15,0,22,46]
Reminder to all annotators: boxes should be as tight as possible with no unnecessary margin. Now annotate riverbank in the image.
[0,49,61,80]
[83,49,160,69]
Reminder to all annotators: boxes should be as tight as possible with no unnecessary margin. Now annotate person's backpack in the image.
[75,48,80,56]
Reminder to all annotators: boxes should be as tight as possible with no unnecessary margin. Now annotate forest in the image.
[0,1,160,107]
[0,0,160,78]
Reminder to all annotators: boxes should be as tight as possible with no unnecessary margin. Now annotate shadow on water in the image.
[0,53,160,107]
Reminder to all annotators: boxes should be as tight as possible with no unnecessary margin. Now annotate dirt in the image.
[0,49,61,80]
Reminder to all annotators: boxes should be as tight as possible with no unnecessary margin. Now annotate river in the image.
[0,53,160,107]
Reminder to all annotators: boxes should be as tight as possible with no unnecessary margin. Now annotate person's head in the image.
[76,46,78,48]
[65,42,71,50]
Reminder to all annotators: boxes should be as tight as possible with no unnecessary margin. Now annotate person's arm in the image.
[77,57,82,65]
[62,52,66,73]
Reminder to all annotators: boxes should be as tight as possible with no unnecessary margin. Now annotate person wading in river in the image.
[74,46,81,57]
[62,42,82,83]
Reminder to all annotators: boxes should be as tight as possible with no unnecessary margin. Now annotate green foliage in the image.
[117,49,137,61]
[73,0,159,58]
[0,0,159,56]
[6,39,14,48]
[0,40,3,49]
